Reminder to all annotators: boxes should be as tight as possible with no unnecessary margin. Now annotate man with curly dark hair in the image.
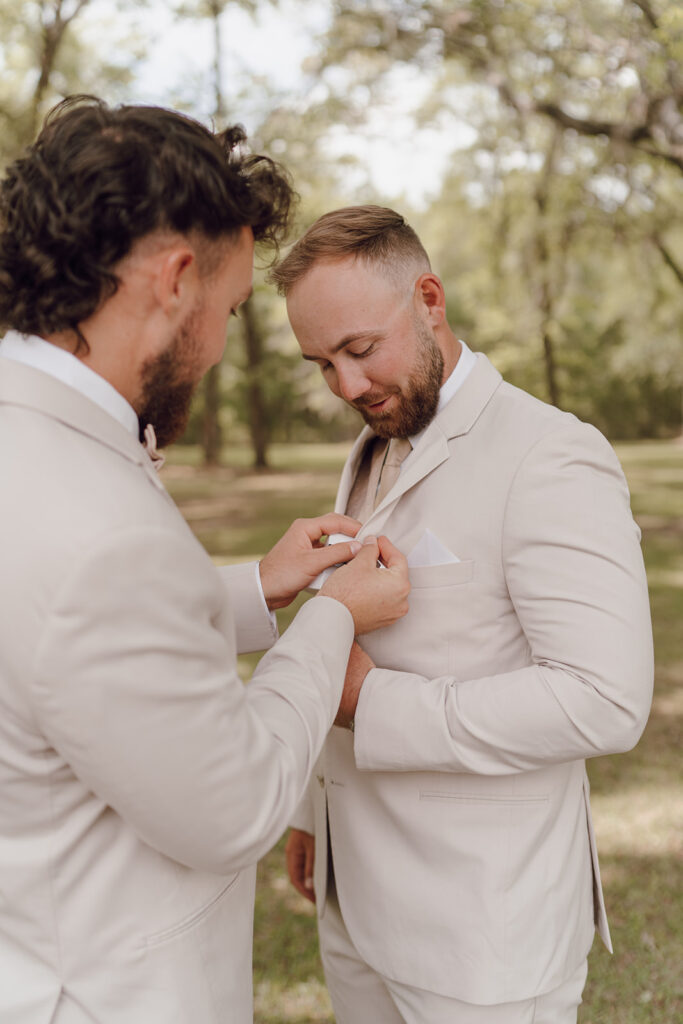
[0,98,409,1023]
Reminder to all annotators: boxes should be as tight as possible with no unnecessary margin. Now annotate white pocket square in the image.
[406,529,460,568]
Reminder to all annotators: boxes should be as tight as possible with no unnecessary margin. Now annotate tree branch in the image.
[652,234,683,287]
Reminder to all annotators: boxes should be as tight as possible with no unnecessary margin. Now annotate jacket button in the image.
[316,774,324,788]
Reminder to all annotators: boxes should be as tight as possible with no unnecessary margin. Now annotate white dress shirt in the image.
[0,330,140,436]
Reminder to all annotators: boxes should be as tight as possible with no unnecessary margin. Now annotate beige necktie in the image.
[346,437,387,522]
[374,437,412,510]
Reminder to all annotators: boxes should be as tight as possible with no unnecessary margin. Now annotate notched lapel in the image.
[341,354,503,536]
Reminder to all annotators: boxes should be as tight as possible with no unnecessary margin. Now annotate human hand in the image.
[259,514,363,610]
[285,828,316,904]
[319,534,410,635]
[335,641,374,729]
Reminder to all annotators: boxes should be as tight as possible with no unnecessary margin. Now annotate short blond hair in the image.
[269,205,431,296]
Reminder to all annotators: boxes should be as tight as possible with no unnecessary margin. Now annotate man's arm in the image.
[352,422,654,775]
[29,527,407,874]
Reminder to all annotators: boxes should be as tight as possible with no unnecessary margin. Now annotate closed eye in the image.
[350,344,375,359]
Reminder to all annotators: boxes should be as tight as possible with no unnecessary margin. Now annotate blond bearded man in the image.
[272,206,653,1024]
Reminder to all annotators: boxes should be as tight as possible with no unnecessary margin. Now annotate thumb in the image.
[376,534,407,571]
[308,539,362,575]
[354,534,380,566]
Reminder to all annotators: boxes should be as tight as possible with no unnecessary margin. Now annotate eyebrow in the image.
[301,328,386,362]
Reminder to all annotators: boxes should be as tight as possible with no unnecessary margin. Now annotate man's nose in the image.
[336,363,371,404]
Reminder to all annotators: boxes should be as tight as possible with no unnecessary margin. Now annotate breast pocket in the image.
[408,560,474,589]
[363,561,476,677]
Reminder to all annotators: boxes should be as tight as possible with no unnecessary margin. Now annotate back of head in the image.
[270,205,430,296]
[0,95,295,339]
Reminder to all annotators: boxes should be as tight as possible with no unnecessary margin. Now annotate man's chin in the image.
[138,382,195,449]
[360,409,403,439]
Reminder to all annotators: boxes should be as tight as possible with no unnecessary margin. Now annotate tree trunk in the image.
[199,0,226,467]
[202,365,222,466]
[533,128,562,408]
[29,0,91,139]
[240,297,269,469]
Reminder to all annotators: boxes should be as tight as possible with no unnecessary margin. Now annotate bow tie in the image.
[142,423,165,471]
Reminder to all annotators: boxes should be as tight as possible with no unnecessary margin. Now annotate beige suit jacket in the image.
[293,353,653,1004]
[0,360,354,1023]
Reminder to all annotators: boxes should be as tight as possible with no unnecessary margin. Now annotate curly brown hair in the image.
[0,95,295,340]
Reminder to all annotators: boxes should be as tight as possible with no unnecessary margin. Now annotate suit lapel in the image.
[340,353,503,537]
[0,359,168,494]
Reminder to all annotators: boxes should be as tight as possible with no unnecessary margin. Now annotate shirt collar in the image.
[0,331,139,438]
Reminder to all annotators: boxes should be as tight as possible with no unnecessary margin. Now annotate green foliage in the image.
[317,0,683,438]
[0,0,143,164]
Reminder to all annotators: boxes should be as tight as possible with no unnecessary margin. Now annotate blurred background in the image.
[2,2,681,1021]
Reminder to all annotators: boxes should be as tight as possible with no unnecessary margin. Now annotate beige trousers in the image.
[319,891,588,1024]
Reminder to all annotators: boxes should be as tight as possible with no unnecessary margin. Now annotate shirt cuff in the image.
[254,561,278,632]
[218,561,279,654]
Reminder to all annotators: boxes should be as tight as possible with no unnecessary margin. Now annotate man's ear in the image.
[415,273,446,327]
[153,243,199,320]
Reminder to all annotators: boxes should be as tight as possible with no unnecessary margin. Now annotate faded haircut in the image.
[269,205,431,296]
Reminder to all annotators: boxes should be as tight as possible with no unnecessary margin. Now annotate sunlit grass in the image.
[163,437,683,1024]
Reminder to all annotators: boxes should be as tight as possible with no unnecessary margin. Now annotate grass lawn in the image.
[163,438,683,1024]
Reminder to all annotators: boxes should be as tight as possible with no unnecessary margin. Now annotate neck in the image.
[438,325,462,384]
[45,301,152,410]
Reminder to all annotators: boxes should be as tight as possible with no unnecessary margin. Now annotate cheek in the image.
[322,368,342,397]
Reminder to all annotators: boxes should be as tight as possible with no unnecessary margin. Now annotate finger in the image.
[350,536,380,567]
[376,534,407,571]
[298,882,316,904]
[307,540,362,576]
[285,847,301,888]
[304,841,315,896]
[301,513,363,542]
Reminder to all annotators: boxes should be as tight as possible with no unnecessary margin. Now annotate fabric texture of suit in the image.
[0,359,355,1023]
[293,352,653,1006]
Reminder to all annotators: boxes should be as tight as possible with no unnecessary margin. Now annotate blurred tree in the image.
[314,0,683,433]
[175,0,274,466]
[0,0,143,163]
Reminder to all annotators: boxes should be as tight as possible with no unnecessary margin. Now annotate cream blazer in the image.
[0,360,354,1023]
[293,353,653,1005]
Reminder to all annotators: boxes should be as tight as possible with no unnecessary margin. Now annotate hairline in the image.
[284,250,431,301]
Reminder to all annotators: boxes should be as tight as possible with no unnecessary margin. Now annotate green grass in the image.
[164,438,683,1024]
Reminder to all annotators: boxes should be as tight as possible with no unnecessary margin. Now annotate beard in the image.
[353,317,444,439]
[137,307,203,450]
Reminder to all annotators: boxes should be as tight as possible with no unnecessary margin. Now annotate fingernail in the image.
[349,541,362,555]
[305,877,313,889]
[363,534,376,545]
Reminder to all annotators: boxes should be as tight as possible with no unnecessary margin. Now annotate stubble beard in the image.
[355,318,445,440]
[137,306,203,449]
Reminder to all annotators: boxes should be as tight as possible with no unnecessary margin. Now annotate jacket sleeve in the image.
[289,778,316,834]
[30,526,353,873]
[354,422,654,774]
[218,561,278,653]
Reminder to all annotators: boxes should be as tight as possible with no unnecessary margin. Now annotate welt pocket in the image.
[419,791,549,804]
[408,560,474,589]
[143,874,239,948]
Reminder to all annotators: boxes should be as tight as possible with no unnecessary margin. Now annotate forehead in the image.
[287,258,402,339]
